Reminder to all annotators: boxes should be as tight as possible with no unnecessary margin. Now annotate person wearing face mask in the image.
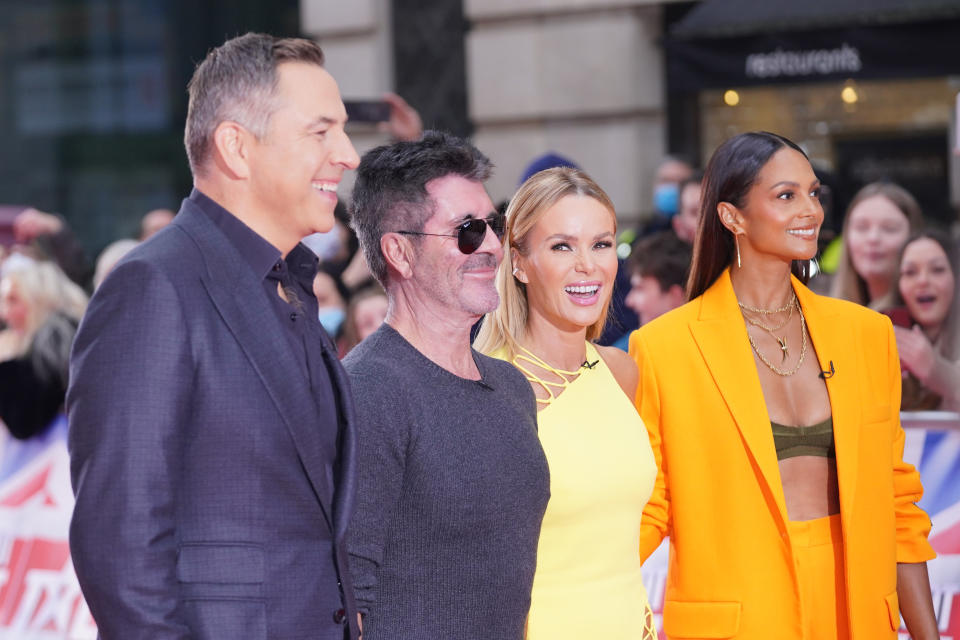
[313,268,348,337]
[633,156,695,241]
[629,132,937,639]
[475,167,657,639]
[890,230,959,412]
[830,182,923,310]
[653,156,694,219]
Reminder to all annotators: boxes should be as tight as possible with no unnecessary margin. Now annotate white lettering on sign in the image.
[745,43,862,79]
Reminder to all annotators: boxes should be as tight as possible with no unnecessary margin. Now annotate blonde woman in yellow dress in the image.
[475,167,657,639]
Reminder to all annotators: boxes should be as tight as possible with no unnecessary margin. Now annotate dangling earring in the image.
[735,235,742,269]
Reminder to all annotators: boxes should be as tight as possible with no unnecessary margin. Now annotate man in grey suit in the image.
[67,33,361,639]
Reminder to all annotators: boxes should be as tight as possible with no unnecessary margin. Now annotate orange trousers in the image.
[788,514,850,640]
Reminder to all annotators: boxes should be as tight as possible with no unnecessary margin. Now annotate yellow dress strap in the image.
[510,343,595,406]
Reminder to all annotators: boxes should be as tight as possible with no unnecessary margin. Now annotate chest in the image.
[400,390,550,532]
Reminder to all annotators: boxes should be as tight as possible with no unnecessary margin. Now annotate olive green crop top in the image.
[771,417,835,460]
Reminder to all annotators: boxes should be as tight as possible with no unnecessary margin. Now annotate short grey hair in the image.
[184,33,326,176]
[350,131,493,286]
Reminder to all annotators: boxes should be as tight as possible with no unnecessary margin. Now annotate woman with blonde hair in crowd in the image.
[475,167,656,639]
[830,182,923,309]
[891,229,959,411]
[0,255,88,439]
[630,131,937,639]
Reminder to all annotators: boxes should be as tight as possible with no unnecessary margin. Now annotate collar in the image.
[189,188,282,280]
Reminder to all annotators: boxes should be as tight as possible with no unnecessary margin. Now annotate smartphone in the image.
[884,306,913,328]
[344,100,391,123]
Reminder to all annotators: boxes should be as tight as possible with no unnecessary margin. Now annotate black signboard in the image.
[666,19,960,92]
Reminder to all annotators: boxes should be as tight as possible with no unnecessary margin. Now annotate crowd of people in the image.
[0,30,958,640]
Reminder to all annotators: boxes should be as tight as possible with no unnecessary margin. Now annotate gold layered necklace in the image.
[738,294,807,376]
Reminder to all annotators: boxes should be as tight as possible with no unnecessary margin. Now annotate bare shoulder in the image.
[595,344,639,402]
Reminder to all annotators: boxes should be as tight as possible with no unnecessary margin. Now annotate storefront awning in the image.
[672,0,960,39]
[666,0,960,91]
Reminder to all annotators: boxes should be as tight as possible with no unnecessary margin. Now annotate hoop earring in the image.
[735,235,742,269]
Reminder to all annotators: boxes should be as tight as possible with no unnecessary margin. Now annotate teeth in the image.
[787,228,814,236]
[564,285,599,294]
[313,183,338,193]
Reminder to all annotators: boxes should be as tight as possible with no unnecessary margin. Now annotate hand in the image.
[379,92,423,142]
[13,208,63,244]
[893,325,936,383]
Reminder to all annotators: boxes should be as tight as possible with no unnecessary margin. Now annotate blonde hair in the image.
[830,182,923,308]
[0,256,89,357]
[474,167,616,360]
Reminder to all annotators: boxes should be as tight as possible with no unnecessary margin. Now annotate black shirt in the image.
[190,188,340,504]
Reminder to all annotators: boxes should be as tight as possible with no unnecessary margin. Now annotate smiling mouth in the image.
[564,284,600,298]
[312,182,338,194]
[787,228,816,238]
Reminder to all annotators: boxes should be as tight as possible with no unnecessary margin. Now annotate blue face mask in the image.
[317,307,345,336]
[654,183,679,218]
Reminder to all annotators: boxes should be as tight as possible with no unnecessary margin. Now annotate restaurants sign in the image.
[666,18,960,92]
[745,43,861,79]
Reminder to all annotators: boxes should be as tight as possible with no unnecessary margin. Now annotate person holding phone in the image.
[630,131,938,639]
[891,230,959,411]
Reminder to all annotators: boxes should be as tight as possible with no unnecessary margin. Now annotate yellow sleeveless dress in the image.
[494,342,658,639]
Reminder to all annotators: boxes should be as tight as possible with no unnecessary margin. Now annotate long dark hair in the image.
[686,131,813,300]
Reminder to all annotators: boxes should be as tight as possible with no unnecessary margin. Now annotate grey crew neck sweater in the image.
[343,324,550,639]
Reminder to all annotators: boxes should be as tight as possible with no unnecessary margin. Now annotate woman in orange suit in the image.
[629,131,939,640]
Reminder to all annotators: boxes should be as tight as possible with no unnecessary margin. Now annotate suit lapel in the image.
[794,279,860,517]
[690,270,790,529]
[177,205,335,532]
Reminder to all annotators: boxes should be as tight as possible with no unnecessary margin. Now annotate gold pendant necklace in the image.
[740,294,797,361]
[775,335,789,361]
[742,299,808,376]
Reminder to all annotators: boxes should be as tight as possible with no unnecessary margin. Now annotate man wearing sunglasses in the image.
[343,130,550,639]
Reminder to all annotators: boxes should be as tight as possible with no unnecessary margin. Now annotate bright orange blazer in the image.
[629,269,935,640]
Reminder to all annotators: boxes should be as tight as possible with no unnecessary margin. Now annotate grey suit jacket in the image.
[67,193,359,640]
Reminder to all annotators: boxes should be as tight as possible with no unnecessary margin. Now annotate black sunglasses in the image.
[396,213,506,254]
